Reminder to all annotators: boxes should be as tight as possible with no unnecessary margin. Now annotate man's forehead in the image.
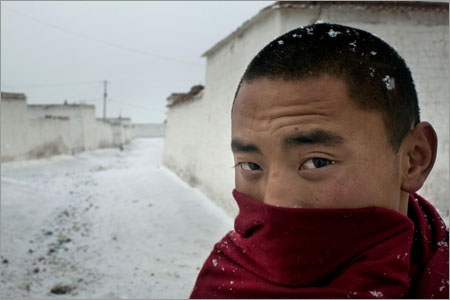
[233,76,349,112]
[231,128,345,154]
[232,75,351,130]
[230,75,390,153]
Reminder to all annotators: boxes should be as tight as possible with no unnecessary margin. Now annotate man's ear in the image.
[401,122,437,193]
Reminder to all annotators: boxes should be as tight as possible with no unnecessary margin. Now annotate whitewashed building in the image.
[163,1,449,217]
[164,85,205,186]
[133,123,165,138]
[1,92,72,161]
[1,92,134,161]
[28,103,110,153]
[102,117,134,147]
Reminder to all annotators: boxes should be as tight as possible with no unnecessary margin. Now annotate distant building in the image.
[102,117,134,147]
[1,92,134,161]
[133,123,165,138]
[1,92,72,160]
[28,103,103,153]
[163,1,449,217]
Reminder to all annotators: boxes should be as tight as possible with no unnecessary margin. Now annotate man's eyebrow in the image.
[283,129,344,148]
[231,139,262,153]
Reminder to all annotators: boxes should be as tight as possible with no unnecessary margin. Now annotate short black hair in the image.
[233,23,420,152]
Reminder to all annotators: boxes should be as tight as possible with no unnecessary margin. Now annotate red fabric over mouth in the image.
[190,190,449,299]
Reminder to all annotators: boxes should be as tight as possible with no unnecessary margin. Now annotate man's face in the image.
[231,74,407,213]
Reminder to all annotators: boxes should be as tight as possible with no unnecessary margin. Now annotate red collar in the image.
[229,189,414,287]
[191,191,448,298]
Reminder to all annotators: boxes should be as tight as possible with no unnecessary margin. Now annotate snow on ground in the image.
[0,138,233,299]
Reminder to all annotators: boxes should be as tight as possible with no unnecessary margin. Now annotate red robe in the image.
[190,190,449,299]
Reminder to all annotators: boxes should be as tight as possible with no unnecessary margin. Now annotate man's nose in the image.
[263,170,304,208]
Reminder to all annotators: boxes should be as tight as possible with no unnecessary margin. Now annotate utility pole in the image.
[103,80,108,121]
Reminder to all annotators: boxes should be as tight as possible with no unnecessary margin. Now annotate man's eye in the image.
[300,158,335,170]
[237,162,262,171]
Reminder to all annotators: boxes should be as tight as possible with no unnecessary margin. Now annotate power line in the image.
[3,6,204,67]
[2,77,159,112]
[20,96,100,102]
[1,81,102,89]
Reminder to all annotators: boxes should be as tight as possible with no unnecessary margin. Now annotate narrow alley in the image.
[1,138,233,299]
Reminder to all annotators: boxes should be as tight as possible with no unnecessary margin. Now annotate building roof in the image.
[265,0,449,12]
[167,85,204,107]
[1,92,27,101]
[202,1,449,57]
[28,103,95,109]
[101,117,132,122]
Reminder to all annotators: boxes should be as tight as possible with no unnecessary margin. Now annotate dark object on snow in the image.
[57,234,72,245]
[50,284,74,295]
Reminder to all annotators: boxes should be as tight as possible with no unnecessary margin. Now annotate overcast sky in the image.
[1,1,274,123]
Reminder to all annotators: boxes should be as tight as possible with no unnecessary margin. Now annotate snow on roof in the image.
[28,103,95,109]
[202,1,449,58]
[267,0,449,12]
[1,92,27,101]
[102,117,132,122]
[167,85,204,108]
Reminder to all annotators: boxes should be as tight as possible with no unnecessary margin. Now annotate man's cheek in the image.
[315,177,365,209]
[234,173,261,202]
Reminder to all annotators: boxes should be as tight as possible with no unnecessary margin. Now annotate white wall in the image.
[134,123,165,138]
[122,122,133,144]
[104,119,134,147]
[1,94,137,161]
[1,96,30,161]
[26,105,138,152]
[163,92,204,187]
[28,104,97,153]
[163,4,449,217]
[27,117,71,158]
[86,121,114,149]
[1,95,72,161]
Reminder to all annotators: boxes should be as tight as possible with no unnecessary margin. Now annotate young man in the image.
[190,23,448,299]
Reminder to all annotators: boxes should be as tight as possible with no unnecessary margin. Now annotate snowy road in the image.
[1,138,233,299]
